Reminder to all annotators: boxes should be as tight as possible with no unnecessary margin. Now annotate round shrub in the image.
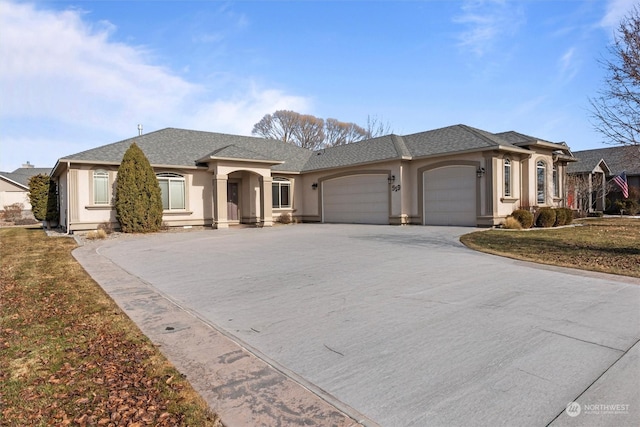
[536,207,556,228]
[554,208,567,226]
[562,208,574,225]
[511,209,534,229]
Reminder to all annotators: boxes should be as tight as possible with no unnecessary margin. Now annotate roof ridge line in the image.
[459,124,504,146]
[390,134,411,158]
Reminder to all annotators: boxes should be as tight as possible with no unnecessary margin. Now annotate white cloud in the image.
[454,0,525,57]
[600,0,637,30]
[0,0,310,171]
[558,47,579,83]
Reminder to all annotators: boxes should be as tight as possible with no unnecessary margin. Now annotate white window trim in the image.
[504,158,512,197]
[272,177,292,209]
[90,168,111,206]
[536,160,547,205]
[157,173,187,211]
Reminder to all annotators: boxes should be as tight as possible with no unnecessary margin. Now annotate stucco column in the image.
[260,176,273,227]
[213,174,229,229]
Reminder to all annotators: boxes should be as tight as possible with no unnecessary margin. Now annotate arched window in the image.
[93,169,109,205]
[553,164,559,198]
[536,161,546,204]
[272,177,291,208]
[504,158,512,197]
[157,173,185,210]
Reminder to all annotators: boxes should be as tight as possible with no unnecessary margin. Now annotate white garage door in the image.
[323,174,389,224]
[424,166,477,226]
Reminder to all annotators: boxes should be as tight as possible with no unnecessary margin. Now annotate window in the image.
[272,177,291,208]
[93,169,109,205]
[553,164,559,198]
[504,158,511,197]
[537,161,546,204]
[157,173,185,210]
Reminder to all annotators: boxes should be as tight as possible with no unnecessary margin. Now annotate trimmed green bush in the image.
[115,143,163,233]
[511,209,534,229]
[561,207,573,225]
[28,174,59,223]
[554,208,567,226]
[536,207,556,228]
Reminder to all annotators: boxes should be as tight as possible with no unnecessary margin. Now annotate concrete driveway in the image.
[74,224,640,426]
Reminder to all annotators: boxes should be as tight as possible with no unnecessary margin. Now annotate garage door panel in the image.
[323,175,388,224]
[424,166,476,226]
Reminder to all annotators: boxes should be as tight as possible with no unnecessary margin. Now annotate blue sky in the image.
[0,0,636,171]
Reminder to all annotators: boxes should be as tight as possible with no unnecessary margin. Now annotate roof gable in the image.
[569,145,640,176]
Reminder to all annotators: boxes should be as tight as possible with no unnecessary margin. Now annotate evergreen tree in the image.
[115,143,163,232]
[28,174,58,224]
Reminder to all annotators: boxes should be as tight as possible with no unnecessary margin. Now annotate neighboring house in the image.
[567,145,640,212]
[50,125,576,232]
[0,163,52,213]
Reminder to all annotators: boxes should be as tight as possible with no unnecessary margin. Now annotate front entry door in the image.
[227,182,239,221]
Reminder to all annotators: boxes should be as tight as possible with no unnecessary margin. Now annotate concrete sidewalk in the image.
[73,225,640,426]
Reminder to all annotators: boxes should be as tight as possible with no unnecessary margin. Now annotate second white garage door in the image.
[424,166,477,226]
[322,174,389,224]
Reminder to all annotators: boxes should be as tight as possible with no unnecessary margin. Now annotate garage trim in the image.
[319,170,391,224]
[417,160,481,226]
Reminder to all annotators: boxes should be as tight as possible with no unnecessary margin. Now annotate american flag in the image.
[612,172,629,199]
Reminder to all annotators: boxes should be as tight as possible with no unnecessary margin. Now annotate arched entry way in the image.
[199,155,281,229]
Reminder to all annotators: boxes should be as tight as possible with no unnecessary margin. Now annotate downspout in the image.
[65,161,71,234]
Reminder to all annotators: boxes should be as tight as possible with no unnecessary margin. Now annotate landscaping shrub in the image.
[86,229,108,240]
[98,221,115,234]
[562,208,574,225]
[114,143,163,233]
[2,203,23,223]
[510,209,534,229]
[276,212,292,224]
[502,216,522,230]
[536,207,556,228]
[554,208,567,226]
[28,174,59,224]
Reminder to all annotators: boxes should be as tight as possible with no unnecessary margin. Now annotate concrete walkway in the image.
[73,224,640,426]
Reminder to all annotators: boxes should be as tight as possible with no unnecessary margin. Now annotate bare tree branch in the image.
[590,6,640,146]
[252,110,391,149]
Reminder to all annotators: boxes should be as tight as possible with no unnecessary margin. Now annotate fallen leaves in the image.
[0,228,220,426]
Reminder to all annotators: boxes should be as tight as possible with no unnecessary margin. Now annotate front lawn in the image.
[0,227,221,426]
[460,217,640,278]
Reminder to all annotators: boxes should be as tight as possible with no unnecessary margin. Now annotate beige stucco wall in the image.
[64,165,214,231]
[55,143,573,231]
[0,179,31,210]
[297,160,400,223]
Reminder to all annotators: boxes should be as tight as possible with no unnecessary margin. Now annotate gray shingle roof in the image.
[568,145,640,176]
[0,167,52,187]
[403,124,509,158]
[57,125,573,174]
[60,128,312,172]
[302,135,401,171]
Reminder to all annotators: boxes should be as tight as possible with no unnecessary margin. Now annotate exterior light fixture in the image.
[311,182,318,190]
[388,175,396,184]
[476,167,485,178]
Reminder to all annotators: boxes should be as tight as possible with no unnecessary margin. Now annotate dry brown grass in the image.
[501,216,523,230]
[461,217,640,278]
[0,227,221,426]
